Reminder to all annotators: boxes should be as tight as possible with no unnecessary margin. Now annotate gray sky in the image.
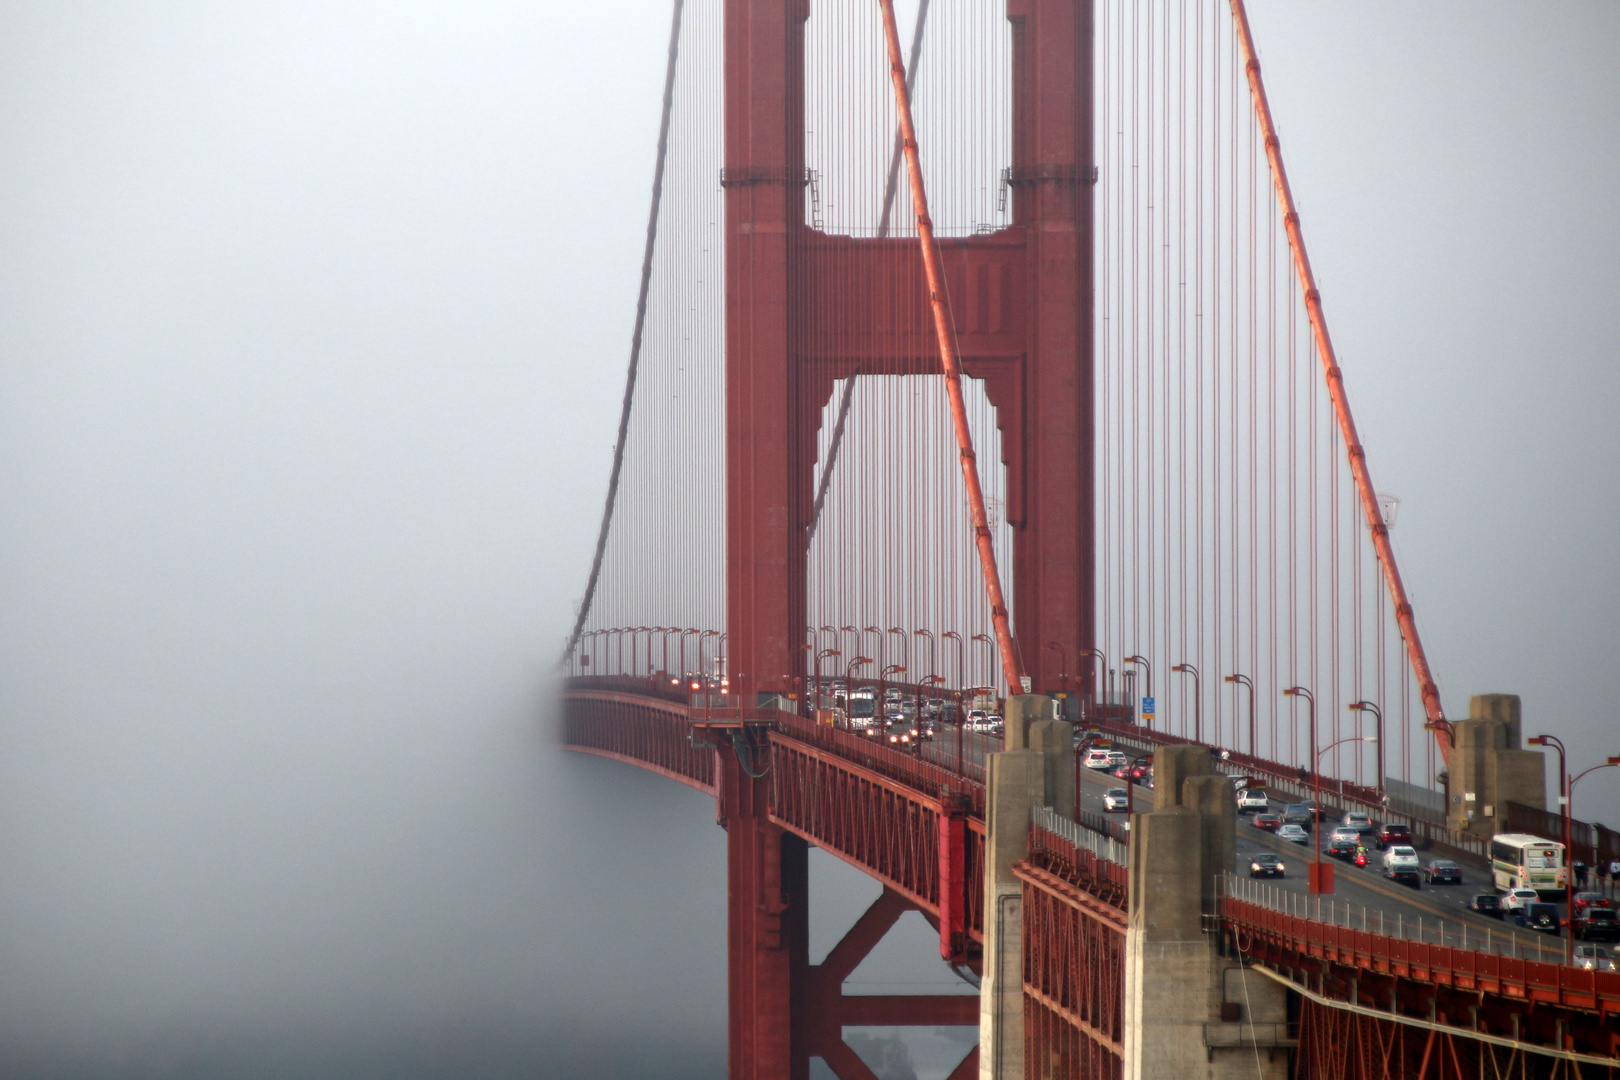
[1249,2,1620,822]
[0,1,1616,1075]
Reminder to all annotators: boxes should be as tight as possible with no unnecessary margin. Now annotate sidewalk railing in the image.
[1221,870,1566,965]
[1034,804,1130,869]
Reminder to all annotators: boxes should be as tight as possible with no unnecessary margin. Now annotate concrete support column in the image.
[1448,694,1546,835]
[979,746,1042,1080]
[1123,747,1287,1079]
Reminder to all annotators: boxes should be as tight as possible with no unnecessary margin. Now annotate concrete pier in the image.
[1123,745,1289,1079]
[980,695,1073,1080]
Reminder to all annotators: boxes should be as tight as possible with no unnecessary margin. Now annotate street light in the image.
[1170,663,1201,744]
[920,674,947,764]
[880,665,907,732]
[943,631,965,697]
[1348,701,1385,799]
[1527,734,1573,964]
[886,626,910,686]
[1047,642,1069,696]
[1572,755,1620,896]
[814,649,841,714]
[914,629,937,686]
[1077,647,1107,719]
[1123,655,1152,729]
[1283,686,1327,893]
[864,626,885,685]
[680,628,701,681]
[972,633,994,694]
[698,630,720,691]
[844,656,873,731]
[1225,674,1255,756]
[840,625,861,664]
[1524,735,1619,965]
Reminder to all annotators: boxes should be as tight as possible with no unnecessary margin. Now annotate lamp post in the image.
[943,631,965,700]
[840,626,861,670]
[1047,641,1069,695]
[1283,686,1324,892]
[1123,655,1152,729]
[635,627,654,677]
[863,626,885,688]
[1348,701,1385,799]
[880,664,907,733]
[1077,647,1107,721]
[814,649,841,715]
[921,674,947,764]
[678,628,700,680]
[1571,756,1620,903]
[1311,732,1380,894]
[817,625,837,659]
[1170,663,1201,744]
[1225,674,1255,756]
[914,629,937,688]
[844,656,873,731]
[887,626,910,693]
[698,630,720,692]
[972,633,994,694]
[1526,733,1576,964]
[913,628,939,731]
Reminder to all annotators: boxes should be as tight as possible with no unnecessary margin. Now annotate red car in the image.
[1375,823,1412,850]
[1574,892,1613,917]
[1252,812,1283,832]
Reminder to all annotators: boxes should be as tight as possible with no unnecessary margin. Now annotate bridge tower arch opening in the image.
[724,0,1095,713]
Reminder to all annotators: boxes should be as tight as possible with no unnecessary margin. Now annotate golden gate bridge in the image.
[556,1,1620,1076]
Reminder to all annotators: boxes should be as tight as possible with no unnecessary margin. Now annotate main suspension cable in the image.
[563,0,686,662]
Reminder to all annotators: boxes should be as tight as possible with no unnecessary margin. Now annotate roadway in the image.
[910,725,1583,963]
[1068,758,1574,963]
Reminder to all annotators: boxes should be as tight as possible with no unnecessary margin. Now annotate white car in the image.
[1276,824,1309,844]
[1574,945,1617,972]
[964,710,996,733]
[1103,788,1130,812]
[1083,748,1114,770]
[1501,887,1541,913]
[1236,787,1269,813]
[1382,846,1421,882]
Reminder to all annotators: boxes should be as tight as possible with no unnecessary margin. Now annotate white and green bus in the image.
[1490,833,1567,895]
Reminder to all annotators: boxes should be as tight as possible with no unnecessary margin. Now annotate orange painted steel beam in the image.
[875,0,1023,695]
[1228,0,1451,760]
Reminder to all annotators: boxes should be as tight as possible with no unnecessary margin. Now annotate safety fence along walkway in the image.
[1220,870,1620,1068]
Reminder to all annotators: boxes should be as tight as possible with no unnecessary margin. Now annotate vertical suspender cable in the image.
[874,0,1022,693]
[1227,0,1450,761]
[563,0,686,661]
[808,0,929,547]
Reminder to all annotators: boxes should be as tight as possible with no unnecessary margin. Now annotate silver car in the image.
[1102,787,1129,812]
[1276,824,1310,844]
[1575,945,1616,971]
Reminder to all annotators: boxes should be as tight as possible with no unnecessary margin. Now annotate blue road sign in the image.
[1141,696,1156,717]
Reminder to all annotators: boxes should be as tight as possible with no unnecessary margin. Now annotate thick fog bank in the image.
[0,675,729,1077]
